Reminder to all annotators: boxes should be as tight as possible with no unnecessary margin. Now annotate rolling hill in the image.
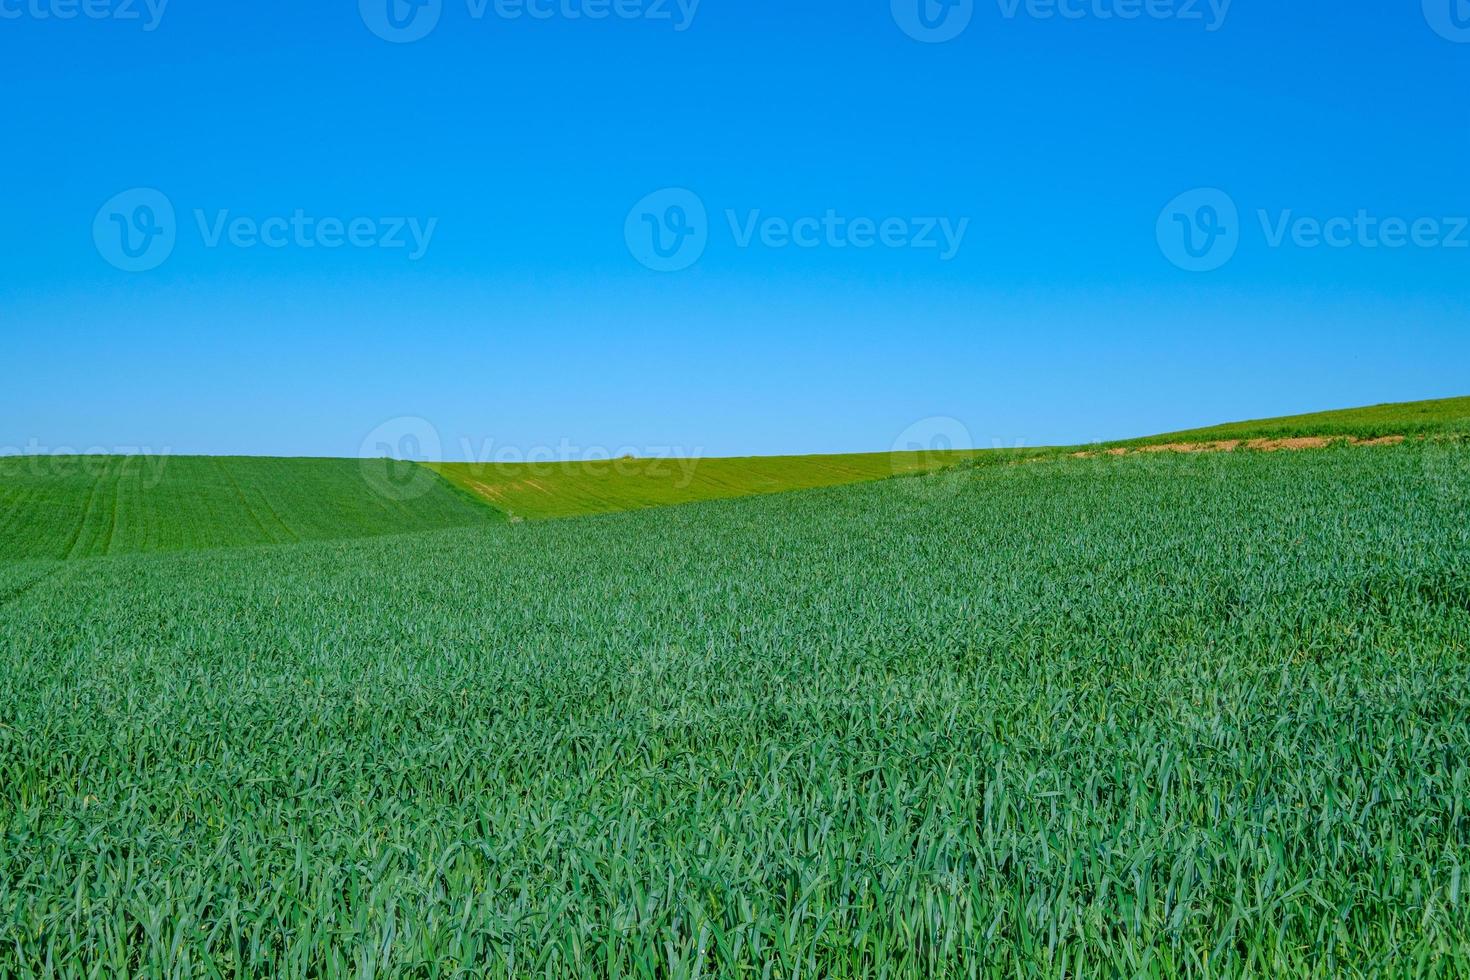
[0,449,998,559]
[427,448,1001,520]
[428,395,1469,519]
[1113,394,1470,447]
[0,455,496,561]
[3,439,1467,974]
[1,396,1464,558]
[1,397,1468,973]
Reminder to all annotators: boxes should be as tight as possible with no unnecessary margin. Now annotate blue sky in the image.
[2,0,1467,459]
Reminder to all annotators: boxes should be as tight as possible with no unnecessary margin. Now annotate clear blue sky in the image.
[2,0,1466,459]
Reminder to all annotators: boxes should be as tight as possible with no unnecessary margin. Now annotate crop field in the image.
[1119,394,1470,447]
[0,455,495,560]
[6,397,1458,550]
[0,449,1006,545]
[429,448,998,520]
[430,396,1470,520]
[2,440,1468,976]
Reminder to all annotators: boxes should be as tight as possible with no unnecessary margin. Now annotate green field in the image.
[0,450,997,553]
[429,449,997,520]
[1117,394,1470,447]
[431,396,1470,520]
[0,455,495,560]
[2,399,1469,974]
[2,439,1469,975]
[5,397,1462,542]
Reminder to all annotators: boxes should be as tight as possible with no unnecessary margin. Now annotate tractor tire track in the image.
[62,464,107,559]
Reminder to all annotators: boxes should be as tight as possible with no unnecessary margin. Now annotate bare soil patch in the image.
[1069,435,1407,460]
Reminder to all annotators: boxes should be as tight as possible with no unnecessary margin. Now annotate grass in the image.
[428,449,998,520]
[0,454,496,560]
[2,441,1468,975]
[431,396,1470,521]
[1112,394,1470,447]
[5,397,1465,544]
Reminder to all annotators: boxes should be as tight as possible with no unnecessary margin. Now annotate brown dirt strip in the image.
[1069,435,1406,460]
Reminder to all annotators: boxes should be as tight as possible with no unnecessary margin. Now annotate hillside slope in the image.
[0,455,497,560]
[1115,395,1470,447]
[3,443,1467,973]
[429,449,1000,520]
[430,396,1469,520]
[3,396,1464,548]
